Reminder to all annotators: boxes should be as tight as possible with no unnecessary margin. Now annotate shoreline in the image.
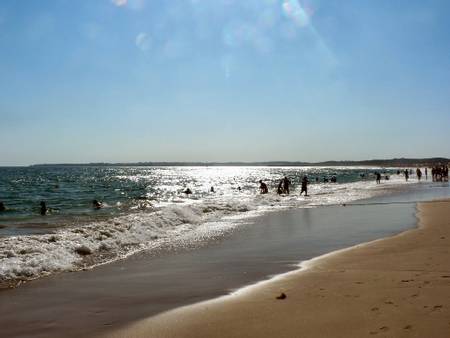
[108,199,450,338]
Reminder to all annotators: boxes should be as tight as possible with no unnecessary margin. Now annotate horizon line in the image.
[1,157,448,168]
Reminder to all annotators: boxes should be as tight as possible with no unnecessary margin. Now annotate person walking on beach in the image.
[282,176,291,194]
[375,172,381,184]
[425,167,428,180]
[404,169,409,182]
[300,176,309,196]
[259,180,268,194]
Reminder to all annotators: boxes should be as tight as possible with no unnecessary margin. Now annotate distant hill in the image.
[30,158,449,168]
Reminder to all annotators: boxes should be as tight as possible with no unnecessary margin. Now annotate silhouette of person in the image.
[92,200,102,209]
[259,180,268,194]
[282,176,291,194]
[416,168,422,181]
[300,176,309,196]
[40,201,48,216]
[0,202,5,212]
[375,172,381,184]
[277,181,283,195]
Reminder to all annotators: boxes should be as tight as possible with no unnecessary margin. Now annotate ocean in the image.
[0,166,424,285]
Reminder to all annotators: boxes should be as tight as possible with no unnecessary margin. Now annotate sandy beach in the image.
[110,199,450,338]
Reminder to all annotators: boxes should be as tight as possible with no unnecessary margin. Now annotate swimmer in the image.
[92,199,102,209]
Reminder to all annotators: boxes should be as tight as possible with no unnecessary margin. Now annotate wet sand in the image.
[0,200,418,337]
[111,199,450,338]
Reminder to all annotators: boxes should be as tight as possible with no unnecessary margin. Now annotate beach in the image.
[0,168,449,337]
[109,199,450,338]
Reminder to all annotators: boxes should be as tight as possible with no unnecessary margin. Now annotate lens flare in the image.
[135,32,151,51]
[282,0,310,27]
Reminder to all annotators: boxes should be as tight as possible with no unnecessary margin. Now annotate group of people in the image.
[277,177,291,194]
[396,166,449,182]
[260,176,309,196]
[431,166,449,182]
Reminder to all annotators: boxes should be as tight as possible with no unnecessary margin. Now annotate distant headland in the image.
[29,157,449,168]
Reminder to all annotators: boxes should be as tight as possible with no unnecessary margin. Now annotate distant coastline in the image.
[27,157,449,168]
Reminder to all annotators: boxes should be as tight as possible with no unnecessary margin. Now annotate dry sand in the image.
[107,200,450,338]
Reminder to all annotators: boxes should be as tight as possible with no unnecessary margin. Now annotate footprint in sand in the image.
[371,307,379,312]
[379,326,389,332]
[403,325,412,330]
[401,279,414,282]
[384,301,394,305]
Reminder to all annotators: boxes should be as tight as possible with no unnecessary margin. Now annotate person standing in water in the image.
[277,180,283,195]
[425,167,428,180]
[40,201,48,216]
[416,168,422,181]
[404,169,409,181]
[259,180,268,194]
[282,176,291,194]
[300,176,309,196]
[375,172,381,184]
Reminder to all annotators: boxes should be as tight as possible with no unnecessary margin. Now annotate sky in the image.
[0,0,449,165]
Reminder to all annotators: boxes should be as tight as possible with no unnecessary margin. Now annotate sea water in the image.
[0,166,425,284]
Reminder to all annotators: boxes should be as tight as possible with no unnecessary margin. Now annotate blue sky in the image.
[0,0,449,165]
